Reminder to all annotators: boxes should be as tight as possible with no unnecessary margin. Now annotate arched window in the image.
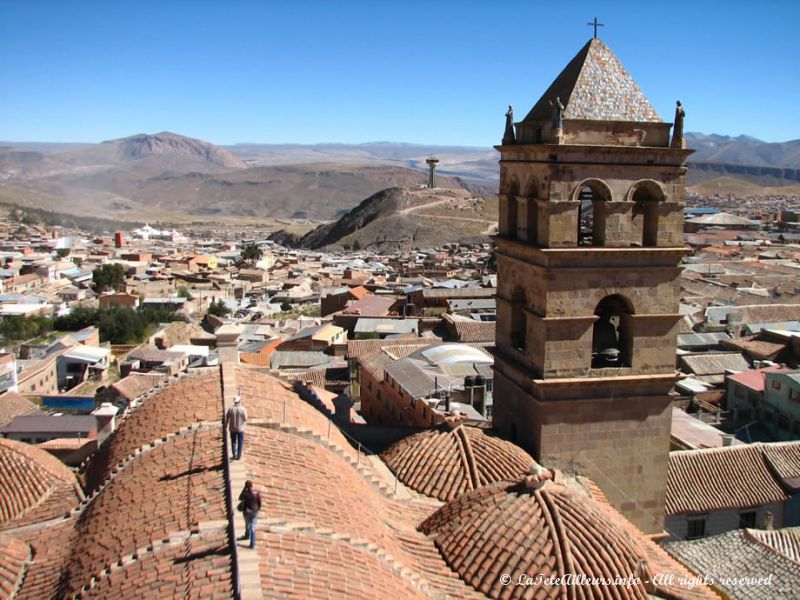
[525,177,540,244]
[510,286,527,352]
[630,180,666,247]
[505,177,520,239]
[591,295,633,368]
[574,180,612,246]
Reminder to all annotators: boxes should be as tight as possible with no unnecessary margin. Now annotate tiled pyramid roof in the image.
[523,38,662,123]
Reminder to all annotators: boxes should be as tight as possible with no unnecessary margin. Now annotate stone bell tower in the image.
[493,37,693,535]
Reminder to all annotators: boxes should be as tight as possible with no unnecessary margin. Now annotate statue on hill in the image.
[671,100,685,148]
[503,105,516,144]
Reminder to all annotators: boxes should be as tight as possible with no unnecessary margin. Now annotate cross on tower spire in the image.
[587,17,604,39]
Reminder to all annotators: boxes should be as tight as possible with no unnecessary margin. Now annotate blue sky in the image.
[1,1,798,146]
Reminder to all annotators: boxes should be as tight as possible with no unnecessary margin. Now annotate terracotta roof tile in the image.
[81,369,223,493]
[0,438,82,529]
[382,425,536,501]
[66,428,227,595]
[421,475,717,600]
[666,445,789,515]
[79,529,232,600]
[0,532,29,598]
[245,426,481,598]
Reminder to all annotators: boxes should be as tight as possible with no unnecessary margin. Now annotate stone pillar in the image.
[216,324,242,365]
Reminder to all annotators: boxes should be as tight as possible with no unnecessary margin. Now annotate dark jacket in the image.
[239,486,261,512]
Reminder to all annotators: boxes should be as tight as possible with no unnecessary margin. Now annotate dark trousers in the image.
[230,430,244,459]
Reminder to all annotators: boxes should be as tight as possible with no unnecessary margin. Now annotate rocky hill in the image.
[286,186,497,250]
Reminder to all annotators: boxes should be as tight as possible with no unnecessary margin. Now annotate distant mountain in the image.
[1,131,798,225]
[685,133,800,168]
[286,186,497,250]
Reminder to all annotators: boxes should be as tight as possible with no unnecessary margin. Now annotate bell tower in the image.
[493,37,693,534]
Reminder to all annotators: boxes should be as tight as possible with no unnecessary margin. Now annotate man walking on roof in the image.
[225,395,247,460]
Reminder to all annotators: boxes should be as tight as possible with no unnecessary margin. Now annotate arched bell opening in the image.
[591,294,634,368]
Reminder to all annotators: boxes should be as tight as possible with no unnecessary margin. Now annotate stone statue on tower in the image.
[503,105,516,144]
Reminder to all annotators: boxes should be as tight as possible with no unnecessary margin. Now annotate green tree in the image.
[241,243,263,265]
[207,299,230,317]
[56,248,70,258]
[280,301,292,312]
[351,240,361,251]
[0,315,53,341]
[92,263,125,292]
[177,286,193,300]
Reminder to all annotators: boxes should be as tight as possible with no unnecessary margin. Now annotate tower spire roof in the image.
[523,38,662,123]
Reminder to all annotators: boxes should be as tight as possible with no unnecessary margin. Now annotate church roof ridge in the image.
[523,37,662,124]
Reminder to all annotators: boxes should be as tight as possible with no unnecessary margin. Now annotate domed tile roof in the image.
[382,424,536,501]
[420,473,661,599]
[0,438,81,528]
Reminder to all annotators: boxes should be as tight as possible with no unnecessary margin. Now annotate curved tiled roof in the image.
[246,425,482,598]
[259,531,427,600]
[81,369,223,493]
[66,427,227,596]
[236,366,358,460]
[77,529,232,599]
[420,478,647,598]
[420,474,715,600]
[0,438,81,529]
[382,425,536,501]
[666,445,789,514]
[0,533,29,598]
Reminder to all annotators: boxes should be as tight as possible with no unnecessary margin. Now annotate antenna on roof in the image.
[587,17,604,39]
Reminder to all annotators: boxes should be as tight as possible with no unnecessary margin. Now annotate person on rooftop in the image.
[238,479,262,549]
[225,395,247,460]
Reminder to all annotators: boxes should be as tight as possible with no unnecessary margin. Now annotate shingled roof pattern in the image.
[452,321,496,343]
[666,445,789,515]
[382,425,536,501]
[523,38,662,123]
[0,533,29,599]
[420,477,657,600]
[0,438,82,529]
[760,441,800,485]
[663,529,800,600]
[246,426,482,598]
[81,369,223,493]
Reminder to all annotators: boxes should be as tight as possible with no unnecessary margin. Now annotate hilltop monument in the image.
[493,35,693,534]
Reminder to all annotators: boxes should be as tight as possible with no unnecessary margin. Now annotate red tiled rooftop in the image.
[382,425,536,501]
[81,369,223,493]
[0,438,82,529]
[666,445,789,515]
[0,533,29,598]
[245,425,481,598]
[420,474,717,599]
